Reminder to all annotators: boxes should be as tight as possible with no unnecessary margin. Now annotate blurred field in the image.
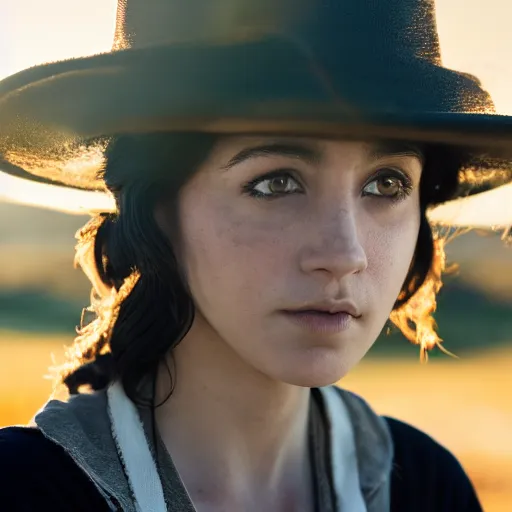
[1,330,511,511]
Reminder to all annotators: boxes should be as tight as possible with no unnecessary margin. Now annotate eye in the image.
[362,170,412,201]
[243,171,303,198]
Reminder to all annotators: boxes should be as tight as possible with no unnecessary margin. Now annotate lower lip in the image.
[282,310,354,334]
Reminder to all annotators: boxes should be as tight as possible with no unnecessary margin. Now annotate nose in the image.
[298,208,368,282]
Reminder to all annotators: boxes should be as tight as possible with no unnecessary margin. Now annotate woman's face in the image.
[158,137,423,387]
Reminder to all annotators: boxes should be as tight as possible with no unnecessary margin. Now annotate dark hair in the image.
[59,133,462,402]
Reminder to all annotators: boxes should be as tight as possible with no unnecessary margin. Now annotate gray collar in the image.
[33,386,393,511]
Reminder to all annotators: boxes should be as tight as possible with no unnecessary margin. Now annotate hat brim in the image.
[1,38,512,193]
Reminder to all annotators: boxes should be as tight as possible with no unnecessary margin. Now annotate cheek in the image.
[178,194,290,312]
[364,210,421,301]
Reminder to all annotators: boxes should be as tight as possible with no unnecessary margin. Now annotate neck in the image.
[154,319,314,510]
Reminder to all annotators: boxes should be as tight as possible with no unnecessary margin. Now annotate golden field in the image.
[1,331,511,512]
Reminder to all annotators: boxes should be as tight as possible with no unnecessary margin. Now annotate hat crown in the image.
[1,0,507,201]
[113,0,441,64]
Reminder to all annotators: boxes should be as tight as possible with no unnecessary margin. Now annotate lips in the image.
[281,306,359,335]
[290,301,361,318]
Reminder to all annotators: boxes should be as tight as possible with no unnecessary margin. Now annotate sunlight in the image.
[435,0,512,114]
[428,182,512,228]
[0,174,115,215]
[1,0,512,218]
[0,0,116,79]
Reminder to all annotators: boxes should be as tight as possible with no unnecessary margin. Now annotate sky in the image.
[0,0,511,216]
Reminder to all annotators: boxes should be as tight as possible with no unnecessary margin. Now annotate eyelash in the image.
[362,168,414,203]
[241,169,303,199]
[242,168,413,202]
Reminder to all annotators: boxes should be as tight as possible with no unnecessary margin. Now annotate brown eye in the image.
[248,173,302,197]
[363,174,407,198]
[376,176,401,196]
[268,177,291,194]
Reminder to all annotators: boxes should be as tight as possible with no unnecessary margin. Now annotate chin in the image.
[273,347,355,388]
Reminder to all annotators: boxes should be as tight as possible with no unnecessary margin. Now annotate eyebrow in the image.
[221,142,323,171]
[221,139,424,171]
[368,141,425,163]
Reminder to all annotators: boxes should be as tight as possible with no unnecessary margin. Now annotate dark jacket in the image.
[0,386,482,511]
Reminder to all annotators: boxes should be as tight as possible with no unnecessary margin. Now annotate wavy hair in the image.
[56,133,463,402]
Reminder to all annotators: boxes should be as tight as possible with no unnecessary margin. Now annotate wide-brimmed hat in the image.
[1,0,511,202]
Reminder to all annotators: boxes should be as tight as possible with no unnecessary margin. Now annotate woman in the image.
[0,0,510,510]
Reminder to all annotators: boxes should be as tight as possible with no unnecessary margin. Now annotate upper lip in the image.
[286,301,361,318]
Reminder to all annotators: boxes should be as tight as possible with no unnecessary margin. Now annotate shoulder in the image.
[0,426,110,511]
[384,416,471,478]
[384,417,483,512]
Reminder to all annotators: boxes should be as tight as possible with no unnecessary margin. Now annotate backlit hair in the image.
[53,133,464,400]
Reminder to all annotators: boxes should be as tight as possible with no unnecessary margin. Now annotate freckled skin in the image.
[157,137,422,388]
